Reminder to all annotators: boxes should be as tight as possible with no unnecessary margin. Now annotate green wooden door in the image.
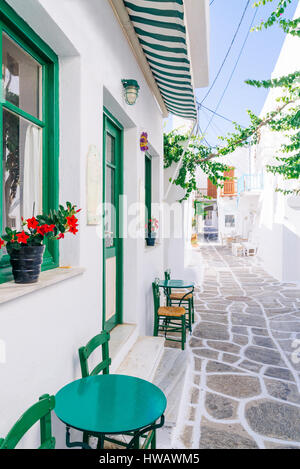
[103,111,123,332]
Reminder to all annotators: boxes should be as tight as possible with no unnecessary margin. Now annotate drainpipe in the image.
[108,0,169,118]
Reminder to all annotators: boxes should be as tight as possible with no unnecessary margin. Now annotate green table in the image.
[55,374,167,449]
[158,280,195,289]
[158,279,195,305]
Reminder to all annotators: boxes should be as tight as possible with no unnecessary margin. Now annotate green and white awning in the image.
[124,0,197,120]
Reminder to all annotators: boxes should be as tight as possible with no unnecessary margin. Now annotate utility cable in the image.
[200,0,251,104]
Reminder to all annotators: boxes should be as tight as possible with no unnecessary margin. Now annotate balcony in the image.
[196,181,218,199]
[220,180,237,197]
[237,173,264,195]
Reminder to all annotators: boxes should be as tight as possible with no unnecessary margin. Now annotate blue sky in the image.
[195,0,298,147]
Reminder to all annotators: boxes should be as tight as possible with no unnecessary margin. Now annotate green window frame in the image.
[145,153,152,227]
[0,1,59,283]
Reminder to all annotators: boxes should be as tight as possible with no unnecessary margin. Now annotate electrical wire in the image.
[200,0,250,104]
[197,103,242,126]
[203,7,259,134]
[201,107,221,139]
[196,112,212,147]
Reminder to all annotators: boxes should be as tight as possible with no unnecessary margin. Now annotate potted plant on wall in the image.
[146,218,159,247]
[0,202,80,284]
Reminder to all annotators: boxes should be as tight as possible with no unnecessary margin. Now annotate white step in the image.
[153,348,190,426]
[116,336,165,382]
[109,324,139,373]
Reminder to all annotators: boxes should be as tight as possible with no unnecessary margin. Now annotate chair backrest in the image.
[164,269,171,281]
[0,394,55,450]
[78,331,111,378]
[152,282,161,314]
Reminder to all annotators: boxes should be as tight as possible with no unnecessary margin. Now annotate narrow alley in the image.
[178,245,300,449]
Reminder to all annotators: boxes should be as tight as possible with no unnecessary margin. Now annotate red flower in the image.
[16,231,29,244]
[69,225,78,235]
[57,233,65,240]
[0,239,4,249]
[66,215,78,235]
[37,224,55,236]
[67,215,78,228]
[76,209,82,213]
[37,225,47,236]
[37,225,49,235]
[27,217,39,230]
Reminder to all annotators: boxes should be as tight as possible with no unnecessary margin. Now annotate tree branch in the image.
[196,99,296,163]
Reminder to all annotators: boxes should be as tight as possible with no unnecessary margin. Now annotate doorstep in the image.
[116,336,165,382]
[109,324,139,373]
[153,348,190,426]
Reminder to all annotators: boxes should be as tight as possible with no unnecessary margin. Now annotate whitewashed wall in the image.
[1,0,164,448]
[255,2,300,281]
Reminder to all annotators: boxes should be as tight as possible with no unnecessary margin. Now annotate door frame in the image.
[102,107,123,332]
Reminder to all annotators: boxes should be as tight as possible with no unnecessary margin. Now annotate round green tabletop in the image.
[55,374,167,435]
[158,279,195,289]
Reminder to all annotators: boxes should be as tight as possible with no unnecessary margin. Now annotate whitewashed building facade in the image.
[0,0,209,448]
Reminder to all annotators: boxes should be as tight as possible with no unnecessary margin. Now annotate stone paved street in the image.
[178,245,300,449]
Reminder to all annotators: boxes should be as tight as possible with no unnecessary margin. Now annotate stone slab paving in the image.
[177,245,300,449]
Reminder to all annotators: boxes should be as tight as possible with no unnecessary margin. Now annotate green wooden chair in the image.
[165,270,195,330]
[78,331,111,448]
[153,282,186,350]
[79,330,111,378]
[78,331,156,449]
[0,394,55,449]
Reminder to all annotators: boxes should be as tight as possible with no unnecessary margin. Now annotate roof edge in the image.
[184,0,210,89]
[108,0,169,118]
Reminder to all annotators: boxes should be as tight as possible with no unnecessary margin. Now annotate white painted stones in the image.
[245,400,300,441]
[177,245,300,450]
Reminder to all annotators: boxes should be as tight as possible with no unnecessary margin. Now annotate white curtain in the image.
[23,125,42,219]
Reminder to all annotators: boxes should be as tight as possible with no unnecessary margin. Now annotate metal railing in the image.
[237,173,264,195]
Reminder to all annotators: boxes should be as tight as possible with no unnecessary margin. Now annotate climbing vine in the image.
[164,0,300,200]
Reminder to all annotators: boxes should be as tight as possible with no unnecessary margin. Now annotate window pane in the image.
[2,109,43,232]
[2,33,42,119]
[105,166,115,248]
[106,133,115,165]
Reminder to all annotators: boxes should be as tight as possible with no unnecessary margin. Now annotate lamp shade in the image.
[122,79,140,105]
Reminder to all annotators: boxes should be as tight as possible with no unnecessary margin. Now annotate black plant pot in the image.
[8,245,45,284]
[146,233,157,246]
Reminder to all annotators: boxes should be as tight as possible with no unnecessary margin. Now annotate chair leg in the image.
[164,318,169,338]
[151,430,156,449]
[188,299,192,333]
[82,431,89,448]
[181,315,186,350]
[192,296,195,324]
[133,432,140,449]
[153,316,159,336]
[97,435,104,449]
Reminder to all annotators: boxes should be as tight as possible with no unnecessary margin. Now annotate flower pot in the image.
[146,233,157,247]
[8,245,45,284]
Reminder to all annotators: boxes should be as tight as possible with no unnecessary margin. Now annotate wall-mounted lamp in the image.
[122,79,140,105]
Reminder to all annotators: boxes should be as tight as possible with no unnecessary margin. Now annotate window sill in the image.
[144,242,162,252]
[0,267,85,305]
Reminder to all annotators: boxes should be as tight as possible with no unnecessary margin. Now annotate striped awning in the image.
[124,0,197,120]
